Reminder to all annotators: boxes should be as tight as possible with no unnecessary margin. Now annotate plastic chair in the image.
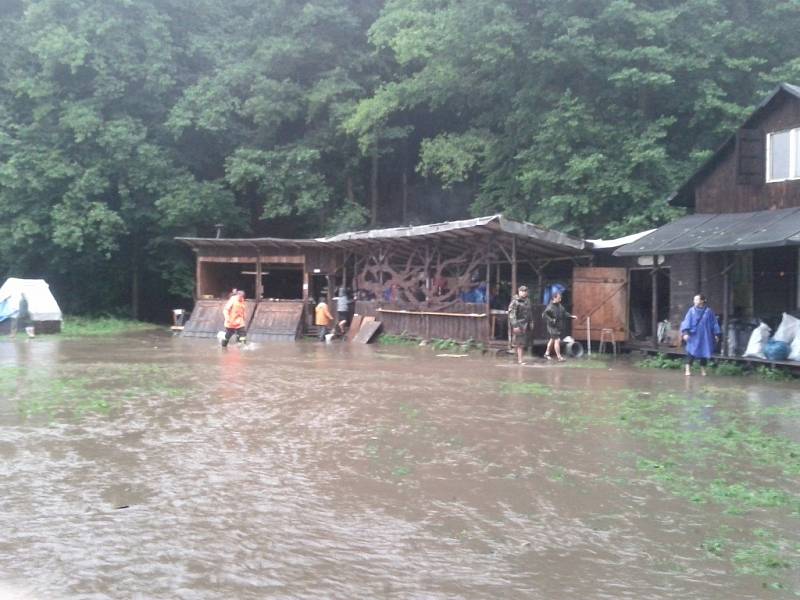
[599,328,617,355]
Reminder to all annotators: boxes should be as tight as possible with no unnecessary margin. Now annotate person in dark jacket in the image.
[542,292,576,361]
[508,285,534,364]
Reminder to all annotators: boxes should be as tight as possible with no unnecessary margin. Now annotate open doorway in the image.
[198,261,256,299]
[261,267,303,300]
[628,268,670,340]
[753,247,798,328]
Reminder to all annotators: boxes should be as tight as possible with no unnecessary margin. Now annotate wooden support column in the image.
[342,250,347,292]
[722,252,731,357]
[486,238,492,342]
[425,244,431,294]
[195,257,203,299]
[255,256,263,301]
[651,255,659,349]
[537,267,544,304]
[511,236,517,294]
[302,267,310,328]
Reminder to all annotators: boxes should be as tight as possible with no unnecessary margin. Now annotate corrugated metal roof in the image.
[178,215,587,255]
[614,207,800,256]
[587,229,656,250]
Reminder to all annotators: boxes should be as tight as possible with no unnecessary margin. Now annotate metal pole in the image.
[587,316,591,357]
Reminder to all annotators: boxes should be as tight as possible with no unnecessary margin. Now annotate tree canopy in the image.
[2,0,799,316]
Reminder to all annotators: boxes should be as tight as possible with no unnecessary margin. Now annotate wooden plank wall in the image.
[356,300,549,343]
[247,301,305,342]
[181,299,256,338]
[572,267,628,341]
[696,93,800,213]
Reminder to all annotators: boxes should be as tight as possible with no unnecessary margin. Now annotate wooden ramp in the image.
[247,301,305,342]
[181,299,257,338]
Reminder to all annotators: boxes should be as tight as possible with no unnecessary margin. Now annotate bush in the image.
[377,333,418,346]
[755,366,795,382]
[711,362,746,377]
[638,353,683,370]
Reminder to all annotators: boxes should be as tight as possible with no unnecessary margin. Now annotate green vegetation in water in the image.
[637,353,684,370]
[536,382,800,587]
[61,316,160,337]
[590,387,800,585]
[1,363,190,421]
[377,334,484,353]
[377,333,419,346]
[754,365,795,382]
[499,382,552,396]
[639,353,796,380]
[430,337,483,352]
[710,361,746,376]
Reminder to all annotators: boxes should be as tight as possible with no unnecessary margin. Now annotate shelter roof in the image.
[613,207,800,256]
[177,215,588,258]
[587,229,656,250]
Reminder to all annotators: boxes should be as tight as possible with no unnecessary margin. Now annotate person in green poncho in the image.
[542,292,576,361]
[508,285,534,364]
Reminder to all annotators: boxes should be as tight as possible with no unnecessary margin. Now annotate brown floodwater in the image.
[0,333,798,599]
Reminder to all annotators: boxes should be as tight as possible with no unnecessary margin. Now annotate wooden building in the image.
[177,215,592,344]
[614,83,800,353]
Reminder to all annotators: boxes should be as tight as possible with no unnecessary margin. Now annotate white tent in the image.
[0,278,62,332]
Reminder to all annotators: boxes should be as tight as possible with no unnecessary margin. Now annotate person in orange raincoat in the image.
[221,290,247,347]
[315,296,334,342]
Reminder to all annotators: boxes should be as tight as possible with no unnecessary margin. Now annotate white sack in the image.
[773,312,800,344]
[743,322,771,359]
[789,332,800,362]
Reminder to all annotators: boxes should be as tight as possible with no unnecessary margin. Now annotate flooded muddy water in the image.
[0,333,799,599]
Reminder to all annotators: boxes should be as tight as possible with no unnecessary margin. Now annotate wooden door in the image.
[571,267,628,342]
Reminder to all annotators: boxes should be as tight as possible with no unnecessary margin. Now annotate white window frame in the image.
[766,128,800,183]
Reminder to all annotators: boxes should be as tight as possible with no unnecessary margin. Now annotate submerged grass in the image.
[499,378,800,589]
[638,353,797,381]
[377,333,419,347]
[377,333,485,353]
[0,363,188,421]
[60,316,160,337]
[637,353,683,369]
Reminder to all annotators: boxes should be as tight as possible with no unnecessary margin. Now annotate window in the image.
[766,128,800,182]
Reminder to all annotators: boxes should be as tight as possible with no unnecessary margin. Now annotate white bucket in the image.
[24,326,35,338]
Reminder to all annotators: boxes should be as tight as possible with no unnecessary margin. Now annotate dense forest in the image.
[2,0,800,318]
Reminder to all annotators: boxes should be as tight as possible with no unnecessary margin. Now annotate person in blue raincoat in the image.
[680,294,721,377]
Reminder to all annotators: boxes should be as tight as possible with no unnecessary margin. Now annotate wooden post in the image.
[342,250,347,292]
[255,255,263,301]
[486,239,492,342]
[302,267,310,329]
[425,244,431,294]
[722,252,731,357]
[537,269,544,304]
[651,255,659,349]
[195,257,203,299]
[511,236,517,294]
